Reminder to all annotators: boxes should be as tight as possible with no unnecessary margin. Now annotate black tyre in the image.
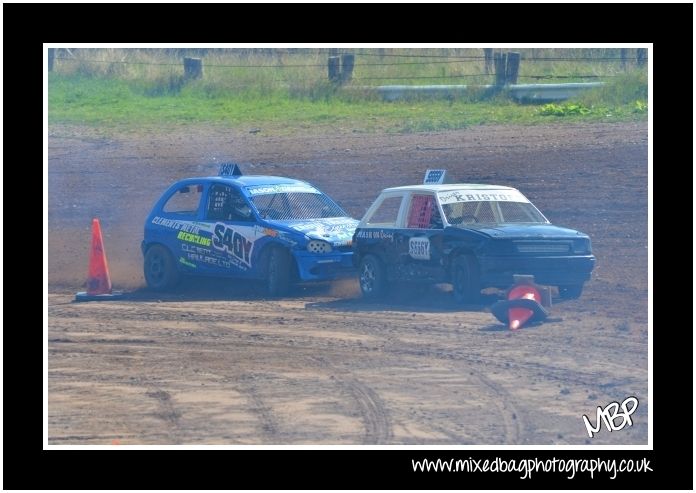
[144,244,180,291]
[263,247,292,297]
[358,254,387,299]
[559,284,584,299]
[451,255,481,303]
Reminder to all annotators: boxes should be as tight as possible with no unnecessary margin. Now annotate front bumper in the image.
[293,250,356,281]
[478,254,595,287]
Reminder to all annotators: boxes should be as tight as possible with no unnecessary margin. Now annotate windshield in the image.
[442,200,547,225]
[437,189,548,225]
[250,192,348,221]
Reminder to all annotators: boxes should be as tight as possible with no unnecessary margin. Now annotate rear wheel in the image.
[144,244,180,291]
[263,247,292,297]
[559,284,584,299]
[359,254,387,299]
[451,255,481,303]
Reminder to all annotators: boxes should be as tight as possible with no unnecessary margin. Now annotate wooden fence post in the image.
[183,57,203,79]
[340,53,354,83]
[483,48,494,74]
[636,48,647,67]
[328,56,340,83]
[506,52,520,85]
[494,52,507,86]
[48,48,55,72]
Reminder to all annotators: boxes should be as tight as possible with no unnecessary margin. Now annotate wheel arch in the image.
[357,252,388,299]
[257,240,299,281]
[143,240,170,255]
[143,241,180,270]
[445,246,479,276]
[143,242,181,290]
[353,244,389,268]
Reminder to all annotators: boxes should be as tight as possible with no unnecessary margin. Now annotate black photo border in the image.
[25,2,691,490]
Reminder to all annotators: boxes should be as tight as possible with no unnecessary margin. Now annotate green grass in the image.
[48,48,647,133]
[49,74,647,134]
[578,70,648,106]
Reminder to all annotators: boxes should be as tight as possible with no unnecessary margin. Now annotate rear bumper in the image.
[293,250,356,281]
[478,254,595,287]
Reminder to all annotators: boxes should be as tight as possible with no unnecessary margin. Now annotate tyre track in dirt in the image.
[468,370,523,444]
[238,374,280,441]
[48,293,647,444]
[312,355,393,444]
[144,389,183,443]
[340,378,393,445]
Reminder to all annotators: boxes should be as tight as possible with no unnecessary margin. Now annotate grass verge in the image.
[48,73,647,134]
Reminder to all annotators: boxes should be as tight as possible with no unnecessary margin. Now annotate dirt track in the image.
[48,121,649,444]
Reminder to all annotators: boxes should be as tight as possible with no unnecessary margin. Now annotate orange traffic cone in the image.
[75,219,123,301]
[507,285,540,330]
[490,283,548,330]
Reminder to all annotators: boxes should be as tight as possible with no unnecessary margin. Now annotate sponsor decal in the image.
[246,184,320,195]
[182,244,236,270]
[213,223,254,267]
[290,218,359,246]
[191,221,212,229]
[437,190,530,205]
[151,216,205,234]
[181,244,210,255]
[355,229,394,240]
[165,223,263,272]
[409,237,431,260]
[179,257,197,268]
[187,252,234,269]
[254,225,295,244]
[177,230,212,246]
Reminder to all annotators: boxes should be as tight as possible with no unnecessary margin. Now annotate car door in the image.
[392,192,447,282]
[356,192,407,278]
[204,183,259,276]
[156,182,206,273]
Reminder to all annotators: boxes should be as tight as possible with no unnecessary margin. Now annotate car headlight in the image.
[573,238,592,254]
[307,240,333,253]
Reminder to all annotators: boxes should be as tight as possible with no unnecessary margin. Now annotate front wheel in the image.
[358,254,387,299]
[559,284,584,299]
[144,244,180,291]
[263,247,292,297]
[451,255,481,303]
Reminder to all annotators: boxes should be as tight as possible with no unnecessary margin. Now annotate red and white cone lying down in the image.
[490,284,548,330]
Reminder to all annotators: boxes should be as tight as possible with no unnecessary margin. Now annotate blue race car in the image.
[352,170,596,302]
[142,164,358,295]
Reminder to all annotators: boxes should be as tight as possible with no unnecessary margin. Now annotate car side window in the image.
[206,184,254,222]
[365,195,404,227]
[162,184,203,217]
[406,194,442,229]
